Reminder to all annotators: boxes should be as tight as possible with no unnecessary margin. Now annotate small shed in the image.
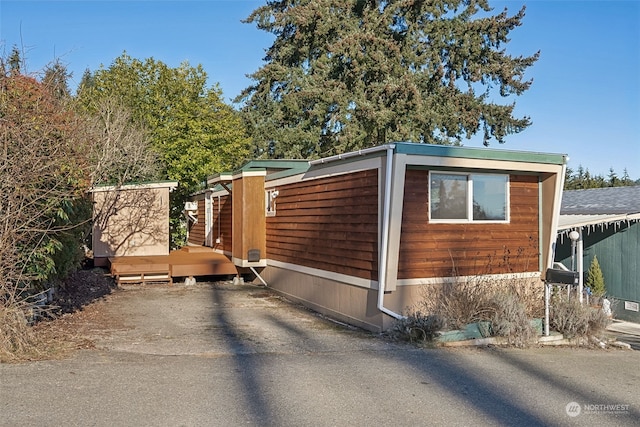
[556,186,640,322]
[189,143,567,331]
[91,181,178,267]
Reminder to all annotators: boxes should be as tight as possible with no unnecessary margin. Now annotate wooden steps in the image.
[110,259,172,285]
[108,246,237,285]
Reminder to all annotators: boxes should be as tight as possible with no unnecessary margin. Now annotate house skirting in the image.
[260,264,544,332]
[260,265,424,332]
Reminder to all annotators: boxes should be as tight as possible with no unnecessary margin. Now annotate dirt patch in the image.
[4,269,122,362]
[53,268,117,314]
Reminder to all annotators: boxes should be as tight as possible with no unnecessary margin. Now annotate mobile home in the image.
[188,143,567,331]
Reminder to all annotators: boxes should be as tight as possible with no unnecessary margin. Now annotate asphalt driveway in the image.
[1,281,638,426]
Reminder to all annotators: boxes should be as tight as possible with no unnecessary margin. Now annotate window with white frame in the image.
[265,189,278,216]
[429,172,509,222]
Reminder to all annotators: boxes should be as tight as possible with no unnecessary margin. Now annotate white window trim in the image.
[265,189,278,217]
[428,171,510,224]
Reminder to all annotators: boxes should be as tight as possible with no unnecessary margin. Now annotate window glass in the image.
[430,173,468,219]
[429,172,509,222]
[265,189,276,216]
[472,174,508,220]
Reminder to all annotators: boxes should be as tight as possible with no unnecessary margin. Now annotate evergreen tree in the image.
[238,0,539,159]
[7,45,23,75]
[586,255,606,298]
[564,165,637,189]
[42,60,72,99]
[607,167,618,187]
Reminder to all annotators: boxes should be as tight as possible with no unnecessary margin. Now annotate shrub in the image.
[489,292,537,347]
[417,278,495,330]
[390,311,444,344]
[550,296,609,340]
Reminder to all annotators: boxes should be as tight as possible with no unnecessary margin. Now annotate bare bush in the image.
[417,274,542,331]
[550,296,609,340]
[418,279,494,330]
[390,311,444,344]
[489,292,537,347]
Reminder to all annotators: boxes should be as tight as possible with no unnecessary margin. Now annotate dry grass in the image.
[0,269,116,363]
[0,306,40,362]
[0,304,96,363]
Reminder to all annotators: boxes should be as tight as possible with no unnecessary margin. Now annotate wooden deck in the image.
[109,246,238,285]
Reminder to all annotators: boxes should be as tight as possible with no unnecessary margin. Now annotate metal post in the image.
[577,229,584,304]
[569,230,580,301]
[544,282,550,336]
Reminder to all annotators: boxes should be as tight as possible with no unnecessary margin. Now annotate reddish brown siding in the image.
[187,199,206,246]
[398,170,539,279]
[266,169,379,280]
[212,194,232,253]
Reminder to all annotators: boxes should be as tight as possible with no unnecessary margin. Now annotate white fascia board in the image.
[406,155,564,174]
[207,173,233,186]
[558,213,640,231]
[232,170,267,180]
[90,181,178,193]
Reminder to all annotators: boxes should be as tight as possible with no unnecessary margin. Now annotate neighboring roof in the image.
[90,180,178,193]
[561,186,640,215]
[558,213,640,231]
[558,186,640,231]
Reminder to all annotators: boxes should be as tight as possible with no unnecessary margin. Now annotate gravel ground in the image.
[2,278,639,426]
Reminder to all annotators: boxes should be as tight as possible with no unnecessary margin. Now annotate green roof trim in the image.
[393,142,568,165]
[234,159,310,181]
[238,159,309,171]
[207,160,308,181]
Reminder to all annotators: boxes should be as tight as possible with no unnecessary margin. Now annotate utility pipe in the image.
[377,145,405,320]
[308,144,396,165]
[250,266,269,287]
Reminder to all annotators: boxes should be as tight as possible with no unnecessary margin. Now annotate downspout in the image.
[377,145,405,320]
[545,159,568,336]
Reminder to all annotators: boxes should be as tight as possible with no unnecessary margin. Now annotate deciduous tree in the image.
[77,53,250,189]
[77,53,251,245]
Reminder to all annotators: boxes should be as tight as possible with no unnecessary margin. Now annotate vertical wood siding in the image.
[213,194,232,253]
[398,170,540,279]
[266,169,379,280]
[556,221,640,322]
[187,199,206,246]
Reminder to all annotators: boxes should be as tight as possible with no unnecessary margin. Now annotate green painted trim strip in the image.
[394,142,567,165]
[239,159,310,171]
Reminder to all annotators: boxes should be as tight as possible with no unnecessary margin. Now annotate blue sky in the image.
[1,0,638,179]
